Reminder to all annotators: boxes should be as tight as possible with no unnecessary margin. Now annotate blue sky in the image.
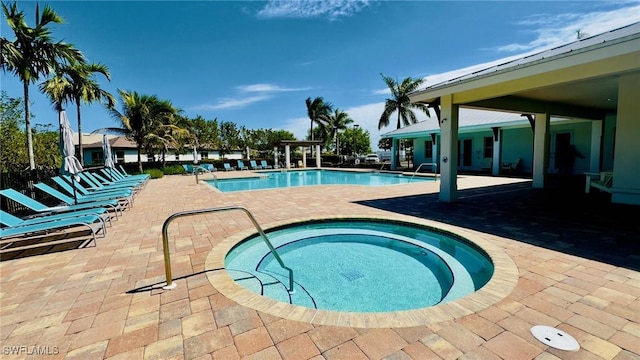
[2,1,639,149]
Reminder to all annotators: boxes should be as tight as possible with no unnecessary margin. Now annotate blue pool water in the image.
[225,219,494,313]
[207,170,432,192]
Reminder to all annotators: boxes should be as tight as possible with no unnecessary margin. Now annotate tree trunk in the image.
[137,146,143,173]
[76,98,84,166]
[310,119,314,141]
[24,81,35,170]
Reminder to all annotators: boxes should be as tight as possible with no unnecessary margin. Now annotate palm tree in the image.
[102,90,179,173]
[305,97,332,141]
[378,74,433,165]
[40,61,114,165]
[323,108,353,155]
[1,2,84,169]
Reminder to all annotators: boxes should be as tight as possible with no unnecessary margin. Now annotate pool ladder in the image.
[410,162,439,182]
[161,206,294,292]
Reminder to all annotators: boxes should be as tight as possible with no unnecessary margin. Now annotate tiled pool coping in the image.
[206,214,518,328]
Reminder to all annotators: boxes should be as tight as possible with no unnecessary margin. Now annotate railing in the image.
[411,162,438,182]
[161,206,294,292]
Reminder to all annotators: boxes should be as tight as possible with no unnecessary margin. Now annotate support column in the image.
[273,146,278,168]
[532,112,550,188]
[492,127,501,176]
[612,73,640,205]
[589,121,602,173]
[302,147,307,168]
[439,94,459,202]
[285,144,291,169]
[316,145,321,167]
[390,139,398,170]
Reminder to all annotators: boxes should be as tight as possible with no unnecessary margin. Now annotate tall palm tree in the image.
[323,108,353,155]
[102,90,178,173]
[40,61,114,165]
[1,2,84,169]
[378,74,433,165]
[378,73,431,130]
[305,96,332,141]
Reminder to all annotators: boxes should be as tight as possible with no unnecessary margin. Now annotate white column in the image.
[612,73,640,205]
[246,146,250,160]
[274,146,278,168]
[302,147,307,168]
[316,145,321,167]
[432,136,438,174]
[589,121,602,173]
[285,144,291,169]
[439,94,459,202]
[532,112,550,188]
[390,139,398,170]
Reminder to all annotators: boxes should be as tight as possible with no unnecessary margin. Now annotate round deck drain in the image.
[530,325,580,351]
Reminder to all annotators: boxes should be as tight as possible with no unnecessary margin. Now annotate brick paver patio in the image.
[1,171,639,359]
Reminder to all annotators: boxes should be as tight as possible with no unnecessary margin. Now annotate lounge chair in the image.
[34,183,126,215]
[223,163,235,171]
[80,172,140,193]
[585,171,614,194]
[203,164,217,172]
[0,210,106,246]
[52,177,134,206]
[0,188,113,224]
[58,175,135,198]
[111,167,149,186]
[249,160,262,170]
[237,160,249,171]
[118,165,151,181]
[260,160,273,169]
[92,171,144,189]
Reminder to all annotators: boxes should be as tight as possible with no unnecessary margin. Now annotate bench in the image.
[585,171,613,193]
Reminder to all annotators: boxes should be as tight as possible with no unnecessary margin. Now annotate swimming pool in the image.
[224,219,494,313]
[206,169,433,192]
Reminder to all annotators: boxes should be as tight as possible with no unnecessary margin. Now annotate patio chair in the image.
[0,188,113,225]
[58,175,135,198]
[260,160,273,169]
[223,163,235,171]
[52,177,134,206]
[81,172,141,193]
[237,160,249,171]
[118,165,151,181]
[249,160,262,170]
[0,210,106,245]
[93,171,144,189]
[34,183,126,215]
[585,171,614,194]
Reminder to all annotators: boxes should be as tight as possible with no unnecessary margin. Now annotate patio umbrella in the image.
[192,145,199,165]
[102,134,115,180]
[59,109,83,204]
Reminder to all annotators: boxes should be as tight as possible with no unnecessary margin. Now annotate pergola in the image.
[278,140,325,169]
[407,22,640,205]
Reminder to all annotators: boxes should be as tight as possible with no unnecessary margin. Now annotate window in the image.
[483,136,493,158]
[116,151,124,163]
[91,151,103,165]
[424,140,433,158]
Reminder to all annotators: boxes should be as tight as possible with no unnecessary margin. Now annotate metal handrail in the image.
[161,206,294,292]
[411,162,438,182]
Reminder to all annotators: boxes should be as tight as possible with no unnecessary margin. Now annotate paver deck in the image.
[1,171,639,359]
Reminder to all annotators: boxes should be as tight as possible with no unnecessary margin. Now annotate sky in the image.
[2,0,640,150]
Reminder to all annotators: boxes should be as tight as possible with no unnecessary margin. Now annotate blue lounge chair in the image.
[249,160,262,170]
[203,164,217,172]
[0,189,113,225]
[0,210,105,245]
[80,172,140,193]
[260,160,273,169]
[111,166,149,185]
[52,177,134,206]
[118,165,151,181]
[237,160,249,171]
[34,183,126,215]
[58,175,134,198]
[223,163,235,171]
[93,171,143,189]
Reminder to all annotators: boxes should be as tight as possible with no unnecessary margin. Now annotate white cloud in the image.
[257,0,370,20]
[236,83,311,93]
[496,4,640,53]
[195,95,271,111]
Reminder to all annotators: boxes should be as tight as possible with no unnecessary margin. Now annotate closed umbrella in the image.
[59,110,83,204]
[102,134,115,180]
[192,145,199,165]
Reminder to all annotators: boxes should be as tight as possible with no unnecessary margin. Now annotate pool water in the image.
[225,219,494,313]
[207,170,433,192]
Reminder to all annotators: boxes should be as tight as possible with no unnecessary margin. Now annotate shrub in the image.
[162,165,185,175]
[144,168,164,179]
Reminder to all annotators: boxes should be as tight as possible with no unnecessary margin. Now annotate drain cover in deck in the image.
[530,325,580,351]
